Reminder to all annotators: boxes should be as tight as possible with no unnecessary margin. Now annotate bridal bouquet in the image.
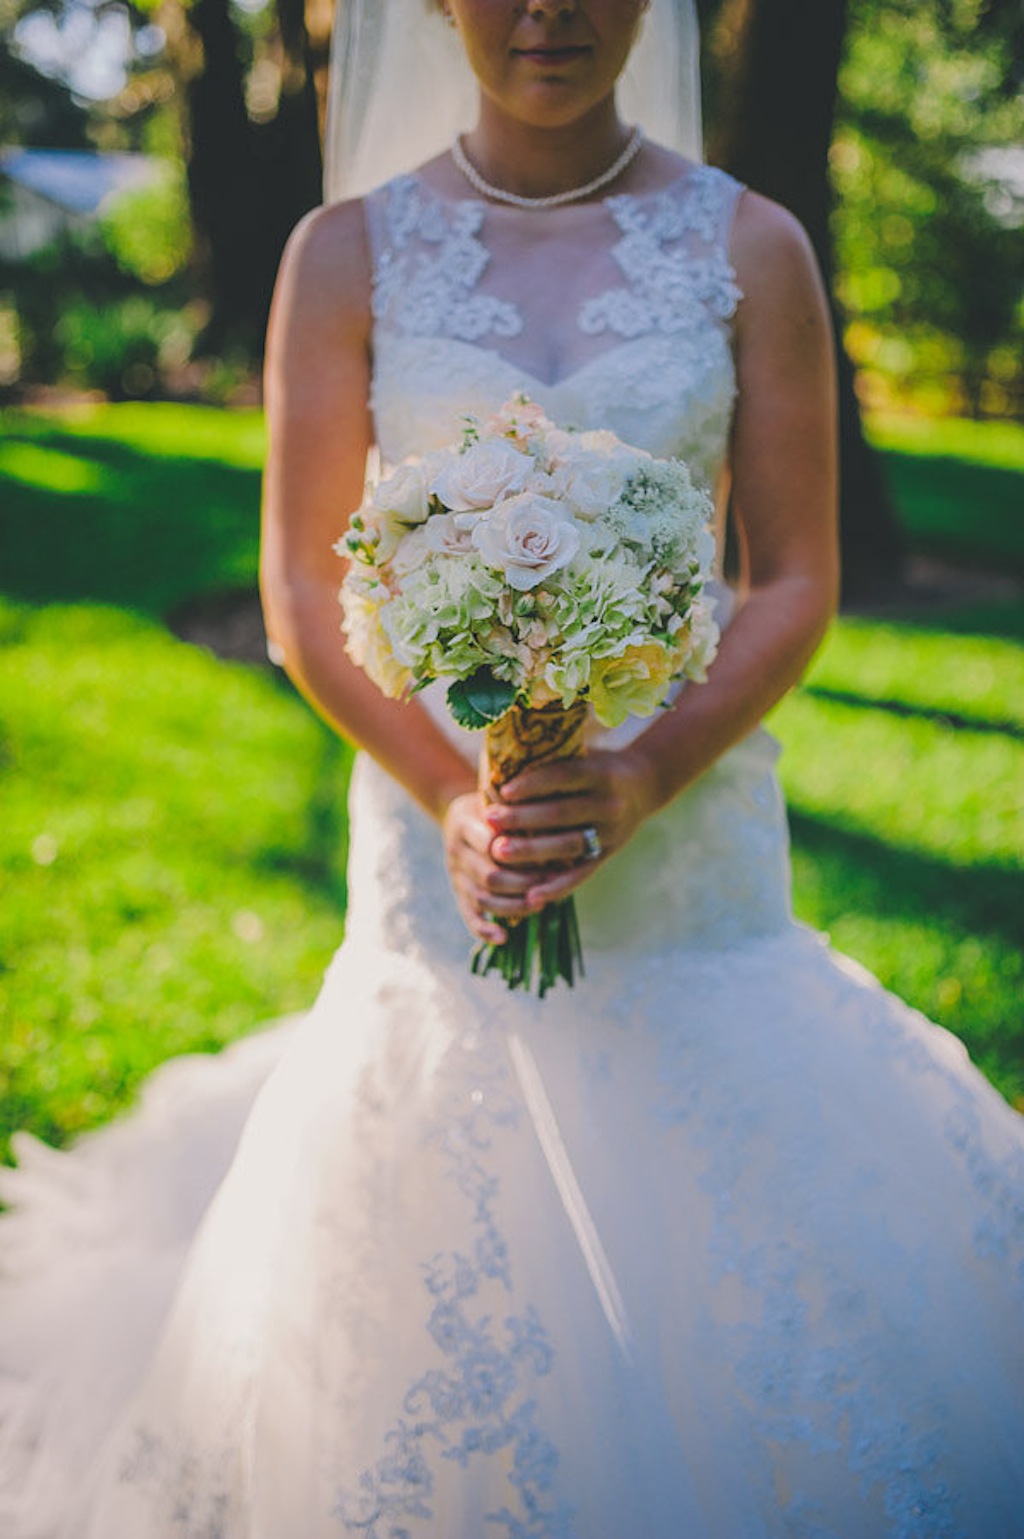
[338,396,719,996]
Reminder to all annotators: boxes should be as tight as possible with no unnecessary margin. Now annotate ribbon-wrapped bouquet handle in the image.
[476,699,589,996]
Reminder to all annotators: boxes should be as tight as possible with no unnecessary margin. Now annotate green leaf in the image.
[446,670,516,730]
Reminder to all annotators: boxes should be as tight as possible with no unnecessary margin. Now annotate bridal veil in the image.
[322,0,704,202]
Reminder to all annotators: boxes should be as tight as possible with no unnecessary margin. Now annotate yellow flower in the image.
[589,643,674,728]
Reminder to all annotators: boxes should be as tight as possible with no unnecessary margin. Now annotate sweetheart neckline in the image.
[373,330,730,396]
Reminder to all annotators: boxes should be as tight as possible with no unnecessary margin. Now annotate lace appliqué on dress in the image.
[579,166,743,341]
[334,1022,575,1539]
[371,175,522,344]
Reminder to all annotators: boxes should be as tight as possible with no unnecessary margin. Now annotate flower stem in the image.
[471,896,584,997]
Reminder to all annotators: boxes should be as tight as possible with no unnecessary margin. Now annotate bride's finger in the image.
[474,889,534,919]
[487,794,604,838]
[498,759,595,802]
[462,842,536,893]
[491,829,592,869]
[524,865,590,907]
[457,898,506,946]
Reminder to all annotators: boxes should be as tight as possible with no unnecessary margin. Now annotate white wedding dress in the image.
[2,164,1023,1539]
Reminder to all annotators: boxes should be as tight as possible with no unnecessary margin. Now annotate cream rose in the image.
[429,439,535,512]
[589,642,675,728]
[363,463,433,561]
[342,587,413,699]
[672,598,720,682]
[372,461,431,525]
[548,455,633,521]
[387,524,433,577]
[421,512,475,556]
[579,429,650,466]
[472,493,581,591]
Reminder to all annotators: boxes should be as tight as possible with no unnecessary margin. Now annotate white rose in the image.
[674,598,720,682]
[429,439,535,512]
[372,462,431,525]
[421,512,475,556]
[342,586,413,698]
[472,493,581,592]
[388,524,434,577]
[548,455,632,521]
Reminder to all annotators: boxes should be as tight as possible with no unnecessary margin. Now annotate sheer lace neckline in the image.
[365,161,744,494]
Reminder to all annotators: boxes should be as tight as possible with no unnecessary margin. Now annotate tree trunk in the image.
[186,0,266,352]
[265,0,324,252]
[704,0,906,601]
[185,0,321,356]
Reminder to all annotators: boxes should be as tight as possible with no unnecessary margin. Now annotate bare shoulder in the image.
[730,190,826,313]
[727,189,832,378]
[271,197,373,345]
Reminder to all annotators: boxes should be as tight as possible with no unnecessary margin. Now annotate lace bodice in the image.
[364,163,744,496]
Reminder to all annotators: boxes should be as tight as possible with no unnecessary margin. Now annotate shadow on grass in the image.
[846,600,1024,647]
[879,448,1024,578]
[788,809,1024,1100]
[0,429,262,617]
[788,810,1024,950]
[903,602,1024,645]
[802,684,1024,741]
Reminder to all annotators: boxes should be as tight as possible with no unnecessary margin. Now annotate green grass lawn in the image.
[1,403,1022,1160]
[0,403,265,615]
[866,413,1024,577]
[770,617,1024,1105]
[0,598,351,1158]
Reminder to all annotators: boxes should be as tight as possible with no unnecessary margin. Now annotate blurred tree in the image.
[100,161,192,284]
[183,0,265,349]
[166,0,322,354]
[0,42,90,147]
[699,0,906,600]
[833,0,1024,422]
[3,0,322,355]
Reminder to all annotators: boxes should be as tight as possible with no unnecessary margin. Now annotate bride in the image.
[2,1,1023,1534]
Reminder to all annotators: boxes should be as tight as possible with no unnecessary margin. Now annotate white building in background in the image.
[0,147,161,260]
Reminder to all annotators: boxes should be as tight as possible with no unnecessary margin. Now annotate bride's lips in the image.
[513,45,591,66]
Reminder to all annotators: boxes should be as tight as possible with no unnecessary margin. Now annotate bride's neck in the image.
[462,100,631,202]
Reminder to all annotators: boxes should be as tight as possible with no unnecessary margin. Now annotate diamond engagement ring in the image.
[582,826,602,862]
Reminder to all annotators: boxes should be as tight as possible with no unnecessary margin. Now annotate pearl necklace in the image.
[451,127,644,209]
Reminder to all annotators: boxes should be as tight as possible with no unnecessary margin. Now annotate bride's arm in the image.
[262,203,582,946]
[261,202,479,824]
[487,191,839,910]
[632,188,840,808]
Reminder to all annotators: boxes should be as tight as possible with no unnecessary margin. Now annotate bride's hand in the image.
[483,745,659,908]
[442,791,545,946]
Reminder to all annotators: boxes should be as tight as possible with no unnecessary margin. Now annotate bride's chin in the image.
[479,85,624,138]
